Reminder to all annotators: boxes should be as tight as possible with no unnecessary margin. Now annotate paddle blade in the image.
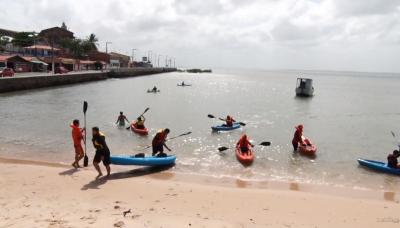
[207,114,215,118]
[218,146,229,152]
[83,155,89,167]
[126,126,131,130]
[391,131,396,138]
[83,101,88,114]
[259,142,271,146]
[143,107,150,114]
[238,122,246,126]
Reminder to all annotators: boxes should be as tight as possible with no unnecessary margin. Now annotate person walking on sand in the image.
[116,111,129,126]
[292,124,305,151]
[70,119,85,168]
[152,128,171,157]
[92,127,111,178]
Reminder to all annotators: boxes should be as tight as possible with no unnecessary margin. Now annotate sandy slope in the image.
[0,163,399,228]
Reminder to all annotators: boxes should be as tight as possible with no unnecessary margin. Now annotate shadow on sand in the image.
[59,168,80,176]
[81,164,175,190]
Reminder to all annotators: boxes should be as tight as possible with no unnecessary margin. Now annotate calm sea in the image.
[1,69,400,191]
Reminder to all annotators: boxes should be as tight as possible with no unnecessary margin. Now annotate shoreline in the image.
[1,156,399,204]
[1,162,400,227]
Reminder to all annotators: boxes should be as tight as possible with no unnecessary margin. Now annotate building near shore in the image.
[109,52,130,68]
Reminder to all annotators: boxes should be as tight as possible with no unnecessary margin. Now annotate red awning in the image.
[0,55,13,62]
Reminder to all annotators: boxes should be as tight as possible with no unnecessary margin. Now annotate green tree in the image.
[12,32,35,47]
[86,33,98,51]
[0,36,11,46]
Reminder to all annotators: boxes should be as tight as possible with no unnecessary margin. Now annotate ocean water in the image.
[1,69,400,191]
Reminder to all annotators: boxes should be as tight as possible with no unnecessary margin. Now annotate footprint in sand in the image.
[114,221,125,227]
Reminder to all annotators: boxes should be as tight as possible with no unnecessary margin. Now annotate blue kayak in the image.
[357,158,400,175]
[211,123,241,131]
[110,155,176,166]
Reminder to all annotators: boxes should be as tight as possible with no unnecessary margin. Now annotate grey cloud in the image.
[334,0,400,16]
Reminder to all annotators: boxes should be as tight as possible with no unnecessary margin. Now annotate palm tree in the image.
[87,33,98,51]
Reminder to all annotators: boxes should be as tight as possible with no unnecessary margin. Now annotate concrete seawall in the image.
[108,67,176,78]
[0,67,176,93]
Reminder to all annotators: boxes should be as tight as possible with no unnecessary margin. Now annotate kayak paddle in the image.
[207,114,246,126]
[218,141,271,152]
[83,101,89,167]
[126,107,150,130]
[140,131,192,150]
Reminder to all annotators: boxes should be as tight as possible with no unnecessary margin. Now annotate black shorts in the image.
[152,144,163,156]
[93,149,110,166]
[292,142,298,151]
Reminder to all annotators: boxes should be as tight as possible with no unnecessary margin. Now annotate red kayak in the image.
[130,123,149,136]
[236,146,254,166]
[298,138,317,156]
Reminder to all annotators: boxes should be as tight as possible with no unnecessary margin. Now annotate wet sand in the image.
[1,160,400,227]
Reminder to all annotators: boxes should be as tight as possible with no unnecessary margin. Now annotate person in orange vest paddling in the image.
[236,134,254,155]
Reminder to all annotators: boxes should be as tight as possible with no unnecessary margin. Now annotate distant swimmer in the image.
[116,111,129,126]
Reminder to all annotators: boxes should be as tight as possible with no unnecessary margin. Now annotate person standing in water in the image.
[92,127,111,178]
[292,124,305,151]
[152,128,171,157]
[116,112,129,126]
[70,119,85,168]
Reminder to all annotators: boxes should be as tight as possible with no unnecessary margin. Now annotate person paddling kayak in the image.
[92,127,111,178]
[116,112,129,126]
[387,150,400,169]
[236,134,254,155]
[222,115,235,127]
[152,128,171,157]
[152,86,158,92]
[292,124,305,151]
[70,119,85,168]
[134,115,146,129]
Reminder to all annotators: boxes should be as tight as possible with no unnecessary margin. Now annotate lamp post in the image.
[105,41,112,54]
[158,55,162,67]
[173,58,176,68]
[28,32,38,57]
[147,50,152,63]
[165,55,168,67]
[131,48,137,68]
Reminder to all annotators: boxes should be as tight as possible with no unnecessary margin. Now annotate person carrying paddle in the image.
[387,150,400,168]
[116,112,129,126]
[152,128,171,157]
[292,124,305,151]
[223,115,235,127]
[70,119,85,168]
[236,134,254,155]
[134,115,146,129]
[92,127,111,178]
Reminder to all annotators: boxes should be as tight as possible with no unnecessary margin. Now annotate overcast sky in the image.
[1,0,400,72]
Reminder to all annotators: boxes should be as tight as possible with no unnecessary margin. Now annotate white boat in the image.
[295,78,314,97]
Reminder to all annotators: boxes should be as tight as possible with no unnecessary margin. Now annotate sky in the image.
[1,0,400,72]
